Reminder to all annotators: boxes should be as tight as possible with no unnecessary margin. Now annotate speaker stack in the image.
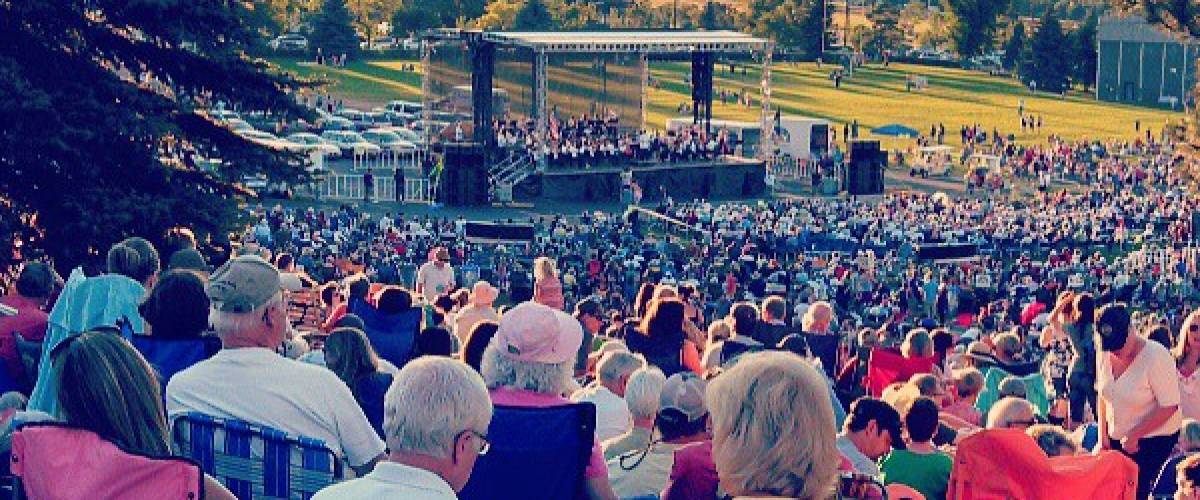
[847,140,886,195]
[439,143,489,206]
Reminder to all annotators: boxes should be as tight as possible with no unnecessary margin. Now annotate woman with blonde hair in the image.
[325,327,393,439]
[1176,309,1200,421]
[532,256,565,310]
[51,331,233,499]
[706,351,839,499]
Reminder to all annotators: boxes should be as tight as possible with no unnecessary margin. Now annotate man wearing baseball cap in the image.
[167,255,386,476]
[415,247,455,304]
[609,372,713,499]
[837,397,904,477]
[480,301,618,500]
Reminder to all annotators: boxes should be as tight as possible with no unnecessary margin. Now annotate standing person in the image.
[415,248,455,304]
[1174,310,1200,421]
[1048,291,1097,428]
[394,166,405,202]
[363,168,374,204]
[533,256,565,310]
[313,357,493,499]
[1096,303,1182,499]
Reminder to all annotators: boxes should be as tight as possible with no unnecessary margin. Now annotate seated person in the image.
[943,368,984,427]
[608,373,710,499]
[167,256,385,476]
[1155,418,1200,499]
[1026,424,1078,457]
[881,397,954,500]
[837,397,904,477]
[986,397,1038,431]
[603,366,665,460]
[573,351,644,442]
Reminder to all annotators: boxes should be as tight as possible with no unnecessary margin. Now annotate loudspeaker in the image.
[440,143,489,206]
[464,222,535,243]
[847,140,885,195]
[916,243,979,261]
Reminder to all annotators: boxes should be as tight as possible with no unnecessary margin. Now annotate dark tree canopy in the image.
[741,0,828,60]
[1002,22,1026,70]
[943,0,1010,57]
[1027,10,1070,93]
[514,0,557,30]
[1071,13,1098,89]
[0,0,312,272]
[311,0,361,59]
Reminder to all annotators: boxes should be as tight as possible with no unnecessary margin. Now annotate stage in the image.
[524,157,767,202]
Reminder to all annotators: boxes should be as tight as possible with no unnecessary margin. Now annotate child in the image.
[943,368,984,427]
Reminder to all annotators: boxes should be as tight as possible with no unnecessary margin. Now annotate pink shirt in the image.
[0,295,48,378]
[662,440,718,500]
[942,400,982,427]
[489,387,607,479]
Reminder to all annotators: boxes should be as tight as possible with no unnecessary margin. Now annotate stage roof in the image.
[477,30,771,53]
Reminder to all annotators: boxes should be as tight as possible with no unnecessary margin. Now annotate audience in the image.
[453,281,500,346]
[881,397,953,500]
[707,351,838,499]
[837,397,904,477]
[325,327,394,439]
[313,357,492,499]
[987,397,1038,430]
[602,366,666,460]
[166,255,386,475]
[1027,424,1078,457]
[0,262,55,382]
[572,350,643,442]
[608,372,709,499]
[461,321,499,373]
[138,269,210,339]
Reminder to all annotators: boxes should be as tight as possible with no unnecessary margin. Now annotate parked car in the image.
[362,111,393,129]
[367,36,398,50]
[268,33,308,51]
[385,100,423,114]
[402,38,420,51]
[386,126,423,144]
[336,109,376,130]
[318,115,355,131]
[373,108,416,126]
[320,130,382,155]
[225,118,254,132]
[207,109,242,122]
[361,129,417,150]
[237,130,299,151]
[284,132,342,158]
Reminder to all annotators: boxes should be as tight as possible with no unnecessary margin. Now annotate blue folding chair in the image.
[171,412,343,500]
[347,299,419,370]
[131,335,221,389]
[459,403,596,500]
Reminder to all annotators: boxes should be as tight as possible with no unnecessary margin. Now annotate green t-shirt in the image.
[880,449,953,500]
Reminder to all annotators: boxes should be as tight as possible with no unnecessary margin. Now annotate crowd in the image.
[1,130,1200,499]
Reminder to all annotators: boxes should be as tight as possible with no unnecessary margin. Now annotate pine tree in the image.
[1071,13,1098,90]
[513,0,556,30]
[311,0,360,60]
[0,0,311,271]
[1029,10,1069,93]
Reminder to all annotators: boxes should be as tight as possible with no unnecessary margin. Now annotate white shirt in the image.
[166,348,386,467]
[606,443,680,499]
[1097,340,1182,440]
[416,262,455,302]
[836,434,879,477]
[571,384,633,442]
[312,461,456,500]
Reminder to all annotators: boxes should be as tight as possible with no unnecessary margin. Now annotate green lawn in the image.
[269,56,1182,147]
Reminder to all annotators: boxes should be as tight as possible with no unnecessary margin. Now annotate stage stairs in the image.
[488,150,537,203]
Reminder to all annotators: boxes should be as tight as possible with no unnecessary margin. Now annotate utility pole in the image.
[844,0,851,50]
[672,0,679,29]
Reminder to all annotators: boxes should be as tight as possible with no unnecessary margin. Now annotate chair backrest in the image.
[948,428,1138,500]
[171,412,342,500]
[864,348,934,397]
[12,422,202,500]
[347,299,419,369]
[459,403,596,500]
[287,290,324,330]
[131,335,221,389]
[12,333,40,391]
[974,367,1049,417]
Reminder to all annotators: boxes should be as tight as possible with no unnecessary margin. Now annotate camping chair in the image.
[864,348,934,397]
[459,403,597,500]
[171,412,342,500]
[948,429,1137,500]
[11,423,202,500]
[974,367,1049,417]
[131,334,221,389]
[347,299,420,369]
[12,334,40,393]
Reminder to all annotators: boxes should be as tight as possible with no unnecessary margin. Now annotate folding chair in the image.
[459,403,596,500]
[347,299,420,369]
[864,348,934,398]
[12,422,202,500]
[171,412,342,500]
[131,334,221,389]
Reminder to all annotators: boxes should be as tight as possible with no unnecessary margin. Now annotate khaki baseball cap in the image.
[207,255,281,313]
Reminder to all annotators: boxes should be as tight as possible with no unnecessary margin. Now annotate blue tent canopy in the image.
[873,123,920,137]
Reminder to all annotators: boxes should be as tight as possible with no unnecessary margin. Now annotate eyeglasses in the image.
[1006,419,1037,429]
[457,429,490,456]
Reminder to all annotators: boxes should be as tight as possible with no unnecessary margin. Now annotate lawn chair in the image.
[948,429,1137,500]
[347,299,419,369]
[459,403,596,500]
[974,367,1049,417]
[131,334,221,389]
[171,412,342,500]
[864,348,935,397]
[11,422,202,499]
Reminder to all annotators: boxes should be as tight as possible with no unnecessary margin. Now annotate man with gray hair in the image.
[313,357,493,499]
[603,366,667,460]
[167,255,386,475]
[572,350,645,441]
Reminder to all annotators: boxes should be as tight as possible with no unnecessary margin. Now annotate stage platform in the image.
[526,156,766,202]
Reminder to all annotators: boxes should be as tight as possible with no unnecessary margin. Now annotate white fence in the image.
[314,172,430,203]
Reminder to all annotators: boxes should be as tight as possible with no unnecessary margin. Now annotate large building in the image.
[1097,15,1198,109]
